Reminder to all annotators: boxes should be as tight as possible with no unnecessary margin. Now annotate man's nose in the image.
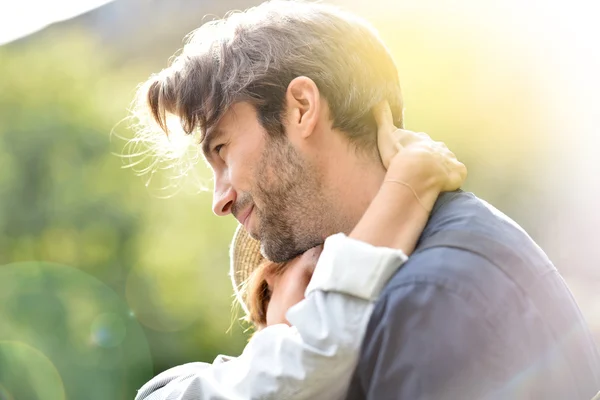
[212,178,236,216]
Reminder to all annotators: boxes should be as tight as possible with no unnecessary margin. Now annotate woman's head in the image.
[246,246,322,329]
[246,260,285,328]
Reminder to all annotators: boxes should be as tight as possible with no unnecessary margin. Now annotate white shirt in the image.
[135,233,407,400]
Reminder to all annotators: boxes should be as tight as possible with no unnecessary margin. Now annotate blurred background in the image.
[0,0,598,398]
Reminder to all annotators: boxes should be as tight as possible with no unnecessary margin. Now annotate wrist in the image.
[350,182,431,254]
[384,159,444,210]
[384,174,441,212]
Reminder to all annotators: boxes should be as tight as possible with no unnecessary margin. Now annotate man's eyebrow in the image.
[201,128,223,159]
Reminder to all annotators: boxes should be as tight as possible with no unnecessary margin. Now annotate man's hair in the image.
[131,0,403,170]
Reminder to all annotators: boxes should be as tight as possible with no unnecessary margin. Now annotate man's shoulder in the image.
[420,190,531,241]
[379,246,507,319]
[379,191,552,314]
[348,192,600,400]
[416,190,551,270]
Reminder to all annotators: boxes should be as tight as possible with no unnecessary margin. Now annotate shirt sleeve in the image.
[135,233,407,400]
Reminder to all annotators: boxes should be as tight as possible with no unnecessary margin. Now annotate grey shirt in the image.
[346,191,600,400]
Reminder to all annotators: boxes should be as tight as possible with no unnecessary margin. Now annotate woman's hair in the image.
[245,260,287,328]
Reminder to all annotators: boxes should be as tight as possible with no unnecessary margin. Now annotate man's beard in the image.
[253,137,329,263]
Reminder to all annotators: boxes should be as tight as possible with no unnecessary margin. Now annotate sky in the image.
[0,0,116,45]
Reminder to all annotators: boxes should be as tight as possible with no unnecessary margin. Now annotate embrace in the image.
[130,1,600,399]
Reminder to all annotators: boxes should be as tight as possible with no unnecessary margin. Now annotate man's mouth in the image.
[239,205,254,232]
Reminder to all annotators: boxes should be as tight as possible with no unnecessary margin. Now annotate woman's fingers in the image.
[373,101,395,133]
[374,101,400,169]
[386,129,468,192]
[373,100,468,191]
[440,148,468,191]
[390,129,431,147]
[451,161,468,190]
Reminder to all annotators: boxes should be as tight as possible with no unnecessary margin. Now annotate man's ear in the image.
[284,76,321,140]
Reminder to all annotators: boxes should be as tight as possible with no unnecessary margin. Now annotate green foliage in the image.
[0,5,598,397]
[0,30,247,399]
[0,262,153,400]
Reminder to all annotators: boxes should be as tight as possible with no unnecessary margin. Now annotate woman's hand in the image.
[343,101,467,254]
[373,101,467,195]
[264,246,322,326]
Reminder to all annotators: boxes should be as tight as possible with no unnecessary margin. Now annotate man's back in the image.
[347,191,600,399]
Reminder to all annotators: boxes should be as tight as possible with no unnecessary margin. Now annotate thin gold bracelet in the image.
[384,179,431,213]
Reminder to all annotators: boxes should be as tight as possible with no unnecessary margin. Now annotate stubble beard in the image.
[254,138,329,263]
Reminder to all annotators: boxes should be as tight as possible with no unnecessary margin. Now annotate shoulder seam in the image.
[376,277,501,334]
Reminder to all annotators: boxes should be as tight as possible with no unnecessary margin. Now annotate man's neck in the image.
[320,141,387,236]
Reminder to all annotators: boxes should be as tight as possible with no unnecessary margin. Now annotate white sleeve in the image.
[135,233,407,400]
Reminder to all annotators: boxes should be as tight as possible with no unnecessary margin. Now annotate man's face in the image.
[205,102,330,262]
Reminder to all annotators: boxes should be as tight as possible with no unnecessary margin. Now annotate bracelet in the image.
[384,179,431,213]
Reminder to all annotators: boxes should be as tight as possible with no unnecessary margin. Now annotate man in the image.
[132,0,600,398]
[133,104,468,400]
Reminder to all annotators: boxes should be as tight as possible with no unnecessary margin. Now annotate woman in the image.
[135,102,467,400]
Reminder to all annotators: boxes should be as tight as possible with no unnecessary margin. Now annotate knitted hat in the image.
[229,224,265,314]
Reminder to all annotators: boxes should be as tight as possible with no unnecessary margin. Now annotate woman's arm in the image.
[350,101,466,254]
[135,237,407,400]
